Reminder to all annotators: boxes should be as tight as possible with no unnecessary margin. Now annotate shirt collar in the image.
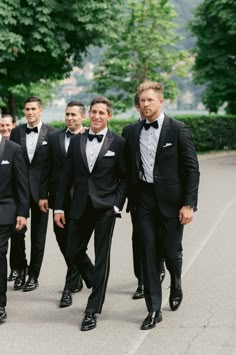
[27,121,42,131]
[145,112,165,129]
[89,127,108,136]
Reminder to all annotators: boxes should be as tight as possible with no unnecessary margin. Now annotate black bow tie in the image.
[88,133,103,143]
[66,130,75,138]
[26,126,38,134]
[143,120,159,130]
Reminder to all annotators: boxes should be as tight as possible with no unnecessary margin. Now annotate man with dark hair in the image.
[0,132,29,321]
[125,81,199,330]
[39,101,92,307]
[10,96,56,292]
[54,96,127,331]
[0,114,26,283]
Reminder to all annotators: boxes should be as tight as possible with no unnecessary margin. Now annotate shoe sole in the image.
[59,302,72,308]
[22,285,39,292]
[80,324,96,331]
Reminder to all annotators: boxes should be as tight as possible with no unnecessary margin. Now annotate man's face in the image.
[139,89,163,122]
[0,117,15,139]
[24,102,42,127]
[89,103,112,133]
[65,106,85,132]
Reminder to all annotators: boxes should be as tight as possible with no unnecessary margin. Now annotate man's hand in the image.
[179,206,194,225]
[15,216,27,230]
[39,199,49,213]
[54,213,66,228]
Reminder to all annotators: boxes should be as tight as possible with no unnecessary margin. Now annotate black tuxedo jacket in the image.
[39,128,68,208]
[0,138,29,224]
[10,123,57,202]
[55,129,127,219]
[125,115,200,218]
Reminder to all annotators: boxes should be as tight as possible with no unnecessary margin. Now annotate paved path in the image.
[1,152,236,355]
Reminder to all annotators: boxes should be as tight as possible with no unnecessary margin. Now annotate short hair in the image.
[24,96,42,107]
[90,96,112,114]
[137,81,163,98]
[2,114,16,124]
[66,101,86,115]
[134,94,139,107]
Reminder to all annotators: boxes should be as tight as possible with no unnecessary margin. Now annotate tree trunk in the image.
[7,93,16,118]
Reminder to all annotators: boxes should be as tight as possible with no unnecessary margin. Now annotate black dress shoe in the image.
[71,278,83,294]
[14,269,27,290]
[0,306,7,321]
[60,290,72,308]
[141,311,162,330]
[22,277,39,292]
[8,269,19,282]
[169,278,183,311]
[80,312,97,331]
[132,284,144,299]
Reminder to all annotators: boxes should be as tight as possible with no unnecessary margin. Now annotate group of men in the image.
[0,80,200,331]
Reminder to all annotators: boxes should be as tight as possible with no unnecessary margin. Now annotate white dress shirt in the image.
[26,121,42,163]
[139,113,165,183]
[86,128,107,172]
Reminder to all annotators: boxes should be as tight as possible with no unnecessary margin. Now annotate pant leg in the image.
[130,208,143,285]
[10,226,28,270]
[29,199,49,279]
[136,182,162,312]
[0,225,13,307]
[86,211,116,314]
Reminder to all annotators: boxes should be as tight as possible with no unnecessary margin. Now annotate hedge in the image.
[50,114,236,152]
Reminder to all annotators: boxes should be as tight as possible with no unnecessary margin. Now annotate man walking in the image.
[0,132,29,320]
[125,81,200,330]
[10,96,56,292]
[54,96,127,331]
[39,101,91,307]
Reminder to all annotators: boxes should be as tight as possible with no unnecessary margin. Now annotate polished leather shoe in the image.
[60,290,72,308]
[169,279,183,311]
[141,311,162,330]
[22,277,39,292]
[0,306,7,321]
[14,269,27,290]
[8,269,19,282]
[132,284,144,299]
[80,312,97,331]
[71,278,83,294]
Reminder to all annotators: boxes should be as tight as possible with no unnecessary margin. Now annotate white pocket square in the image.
[42,141,48,145]
[104,150,115,157]
[163,143,172,148]
[1,160,10,165]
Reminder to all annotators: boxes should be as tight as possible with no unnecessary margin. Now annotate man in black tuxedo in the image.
[125,81,200,330]
[10,96,56,292]
[54,96,127,331]
[39,101,91,307]
[122,95,166,300]
[0,133,29,321]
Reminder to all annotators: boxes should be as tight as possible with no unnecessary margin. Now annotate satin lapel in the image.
[59,130,67,157]
[20,124,30,165]
[80,133,90,171]
[36,123,47,150]
[155,114,170,161]
[135,120,145,171]
[94,130,114,167]
[0,138,6,163]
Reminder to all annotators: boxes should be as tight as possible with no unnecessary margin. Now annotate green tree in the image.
[0,0,122,117]
[92,0,189,111]
[190,0,236,114]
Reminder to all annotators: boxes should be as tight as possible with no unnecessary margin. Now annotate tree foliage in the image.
[0,0,121,116]
[92,0,190,111]
[190,0,236,114]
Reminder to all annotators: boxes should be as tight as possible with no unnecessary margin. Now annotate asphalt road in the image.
[1,152,236,355]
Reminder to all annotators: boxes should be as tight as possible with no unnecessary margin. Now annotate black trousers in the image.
[9,227,27,270]
[66,199,116,314]
[137,182,183,312]
[10,198,49,279]
[130,208,143,285]
[53,217,81,291]
[0,225,13,307]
